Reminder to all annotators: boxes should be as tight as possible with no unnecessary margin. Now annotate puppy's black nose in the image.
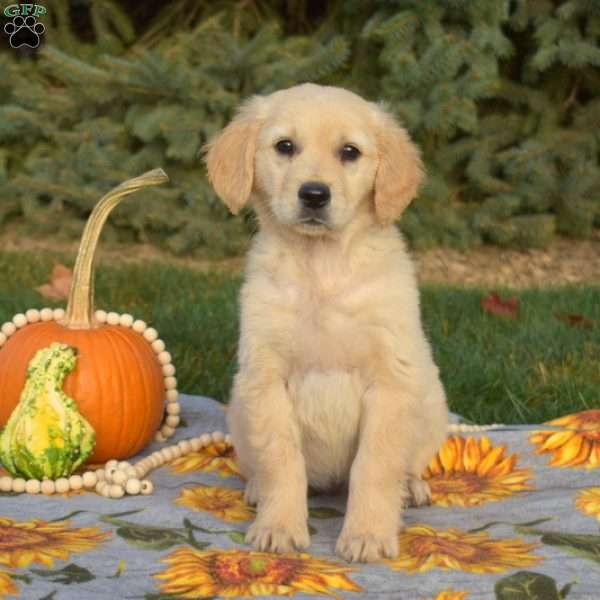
[298,182,330,210]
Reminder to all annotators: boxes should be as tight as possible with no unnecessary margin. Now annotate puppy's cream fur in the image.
[205,84,448,562]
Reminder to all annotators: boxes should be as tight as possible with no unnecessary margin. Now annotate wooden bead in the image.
[96,469,106,481]
[166,415,180,428]
[53,308,65,320]
[212,431,225,444]
[151,339,166,353]
[134,459,149,471]
[105,459,118,470]
[0,477,12,492]
[125,467,138,478]
[177,440,192,455]
[125,478,141,495]
[190,438,202,452]
[112,470,127,486]
[41,480,56,495]
[119,313,134,328]
[142,458,154,470]
[117,461,131,471]
[109,484,125,499]
[164,376,177,390]
[105,467,117,483]
[150,453,163,467]
[199,433,211,447]
[25,309,40,323]
[13,313,27,328]
[95,481,106,494]
[101,484,111,497]
[155,432,166,443]
[161,425,175,438]
[107,311,120,325]
[166,402,180,415]
[12,478,26,493]
[143,327,158,342]
[25,479,41,494]
[0,332,6,347]
[134,466,147,479]
[157,351,172,366]
[171,446,182,459]
[162,364,176,377]
[160,447,174,462]
[225,434,232,444]
[82,471,98,488]
[132,319,147,333]
[95,310,108,323]
[1,322,16,337]
[40,307,54,321]
[55,478,70,494]
[140,480,154,495]
[166,390,178,403]
[69,475,83,490]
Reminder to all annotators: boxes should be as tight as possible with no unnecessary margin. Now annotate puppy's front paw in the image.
[335,528,399,562]
[246,519,310,553]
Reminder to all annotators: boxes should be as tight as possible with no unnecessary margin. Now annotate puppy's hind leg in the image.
[406,476,431,507]
[406,382,448,508]
[243,478,260,506]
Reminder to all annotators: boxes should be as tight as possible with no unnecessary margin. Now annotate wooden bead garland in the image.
[0,429,229,497]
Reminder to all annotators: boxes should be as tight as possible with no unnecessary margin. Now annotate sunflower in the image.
[0,517,110,568]
[155,547,362,598]
[430,591,469,600]
[0,570,18,599]
[576,487,600,521]
[175,485,254,522]
[529,409,600,469]
[385,524,541,574]
[423,435,533,507]
[169,441,241,478]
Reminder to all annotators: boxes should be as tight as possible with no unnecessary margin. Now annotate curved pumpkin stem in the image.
[61,169,169,330]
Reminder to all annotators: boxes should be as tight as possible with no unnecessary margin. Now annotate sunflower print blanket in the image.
[1,395,599,600]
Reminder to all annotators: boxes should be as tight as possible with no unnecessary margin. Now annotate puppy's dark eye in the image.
[275,139,295,156]
[341,144,361,162]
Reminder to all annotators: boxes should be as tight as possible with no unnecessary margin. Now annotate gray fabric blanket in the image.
[1,394,599,599]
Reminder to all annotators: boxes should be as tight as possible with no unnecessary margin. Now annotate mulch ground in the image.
[414,236,600,287]
[2,234,598,288]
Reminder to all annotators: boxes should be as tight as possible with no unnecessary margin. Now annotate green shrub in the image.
[1,0,598,256]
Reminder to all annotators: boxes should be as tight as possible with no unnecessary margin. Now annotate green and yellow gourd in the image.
[0,342,95,479]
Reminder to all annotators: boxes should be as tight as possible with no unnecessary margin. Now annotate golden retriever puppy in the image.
[205,83,448,563]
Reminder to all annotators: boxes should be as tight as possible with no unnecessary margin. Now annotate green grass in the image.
[1,249,598,424]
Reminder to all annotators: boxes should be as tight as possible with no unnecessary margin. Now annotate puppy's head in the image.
[205,84,423,234]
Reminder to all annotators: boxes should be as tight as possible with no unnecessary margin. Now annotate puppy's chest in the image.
[275,269,375,369]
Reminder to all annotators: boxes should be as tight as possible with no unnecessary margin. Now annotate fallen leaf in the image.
[554,313,594,329]
[37,263,73,300]
[481,291,519,319]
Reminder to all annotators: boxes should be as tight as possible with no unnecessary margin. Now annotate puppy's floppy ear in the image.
[373,106,424,225]
[204,97,264,215]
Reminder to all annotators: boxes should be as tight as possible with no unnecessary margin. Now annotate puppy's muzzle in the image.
[298,182,330,225]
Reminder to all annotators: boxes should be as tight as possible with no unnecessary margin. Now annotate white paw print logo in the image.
[4,15,45,48]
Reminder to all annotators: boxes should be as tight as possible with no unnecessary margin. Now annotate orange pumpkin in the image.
[0,169,170,462]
